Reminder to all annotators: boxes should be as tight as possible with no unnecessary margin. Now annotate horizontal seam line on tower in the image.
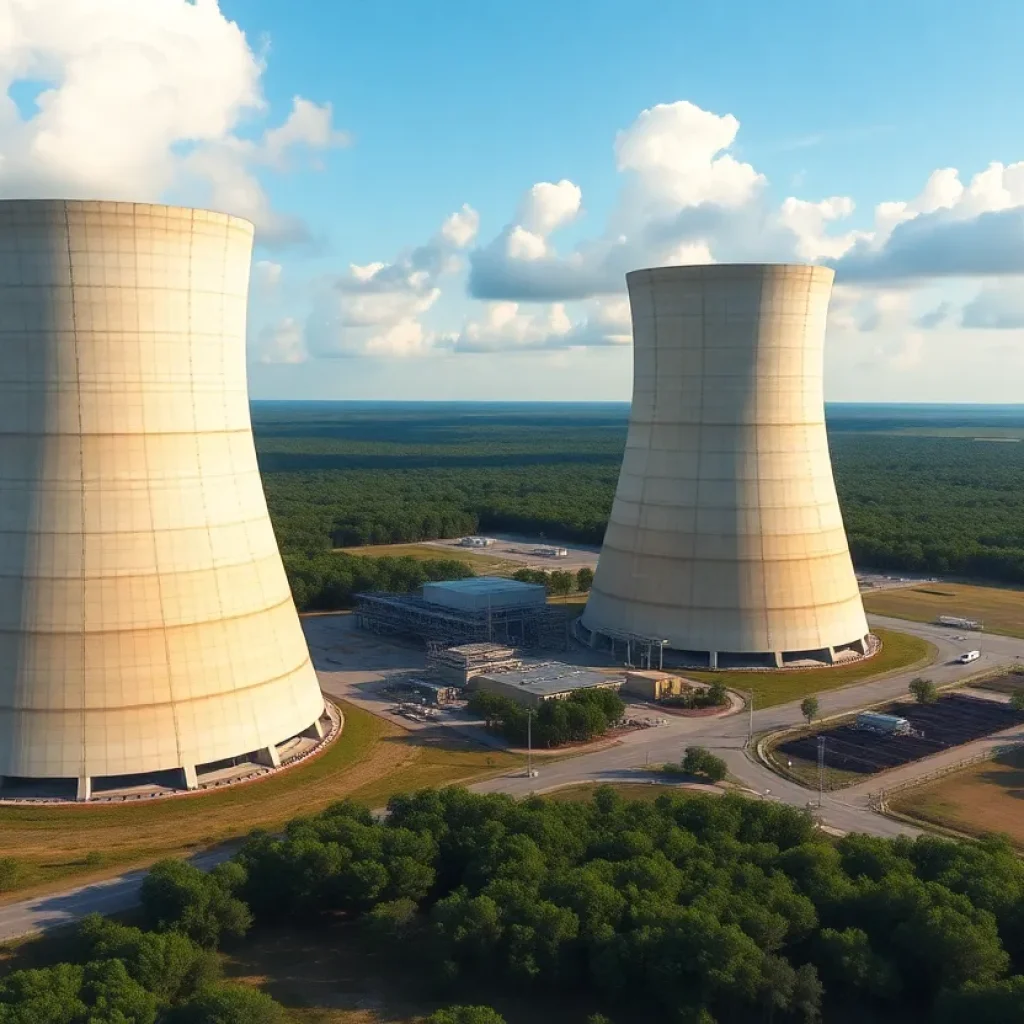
[587,589,865,613]
[595,547,853,563]
[0,656,314,714]
[0,593,298,635]
[0,518,273,535]
[0,430,253,438]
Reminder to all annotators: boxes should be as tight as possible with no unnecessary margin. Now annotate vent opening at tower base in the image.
[0,705,336,805]
[577,620,875,671]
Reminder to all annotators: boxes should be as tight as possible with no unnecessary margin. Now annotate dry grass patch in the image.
[542,782,685,803]
[224,922,597,1024]
[0,703,518,902]
[863,581,1024,639]
[890,746,1024,846]
[337,542,517,575]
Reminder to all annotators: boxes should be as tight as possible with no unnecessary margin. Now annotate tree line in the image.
[257,408,1024,594]
[10,787,1024,1021]
[283,552,473,613]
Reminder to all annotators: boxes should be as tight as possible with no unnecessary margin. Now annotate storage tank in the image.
[0,200,326,800]
[855,712,910,735]
[581,264,870,668]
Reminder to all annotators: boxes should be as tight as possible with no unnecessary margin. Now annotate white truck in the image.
[958,650,981,664]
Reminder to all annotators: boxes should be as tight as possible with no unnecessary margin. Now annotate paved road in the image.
[471,613,1023,838]
[2,614,1022,944]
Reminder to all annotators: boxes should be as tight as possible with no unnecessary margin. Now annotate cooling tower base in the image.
[0,704,337,805]
[575,619,874,671]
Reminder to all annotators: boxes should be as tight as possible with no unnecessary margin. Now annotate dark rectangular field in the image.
[777,693,1024,776]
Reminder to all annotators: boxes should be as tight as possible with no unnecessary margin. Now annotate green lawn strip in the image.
[683,628,933,709]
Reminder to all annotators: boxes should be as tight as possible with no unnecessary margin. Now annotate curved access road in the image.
[1,614,1021,944]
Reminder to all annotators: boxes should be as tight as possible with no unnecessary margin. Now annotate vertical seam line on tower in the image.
[159,207,191,775]
[757,273,772,657]
[63,202,89,781]
[691,275,704,654]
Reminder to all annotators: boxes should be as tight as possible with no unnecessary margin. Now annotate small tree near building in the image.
[800,696,820,727]
[1011,689,1024,712]
[549,570,575,600]
[576,567,595,592]
[909,677,938,704]
[706,681,728,707]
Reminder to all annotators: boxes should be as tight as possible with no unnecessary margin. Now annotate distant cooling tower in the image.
[581,264,869,668]
[0,200,326,800]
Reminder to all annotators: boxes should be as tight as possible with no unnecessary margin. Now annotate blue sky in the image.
[3,0,1024,401]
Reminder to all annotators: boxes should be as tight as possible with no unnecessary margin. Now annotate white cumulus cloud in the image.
[0,0,348,247]
[306,204,479,358]
[961,283,1024,329]
[467,99,1024,304]
[256,317,306,364]
[516,179,582,235]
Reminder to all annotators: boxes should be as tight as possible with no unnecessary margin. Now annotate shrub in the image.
[909,677,938,704]
[682,746,728,782]
[0,959,159,1024]
[140,859,252,949]
[426,1006,507,1024]
[800,696,820,725]
[0,857,22,893]
[75,914,219,1006]
[163,984,287,1024]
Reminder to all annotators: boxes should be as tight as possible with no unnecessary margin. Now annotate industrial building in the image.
[428,642,522,685]
[471,663,624,709]
[0,200,327,801]
[404,679,462,706]
[356,576,568,650]
[622,670,690,702]
[581,264,870,669]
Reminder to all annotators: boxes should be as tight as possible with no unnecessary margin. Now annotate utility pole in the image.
[527,710,533,778]
[747,691,754,743]
[817,736,826,808]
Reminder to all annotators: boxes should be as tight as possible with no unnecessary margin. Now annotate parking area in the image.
[422,534,600,573]
[777,692,1024,776]
[301,611,672,748]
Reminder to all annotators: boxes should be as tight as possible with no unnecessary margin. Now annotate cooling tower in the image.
[0,200,326,800]
[582,264,869,668]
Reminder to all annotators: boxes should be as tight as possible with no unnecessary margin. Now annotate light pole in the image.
[748,690,754,743]
[527,709,533,778]
[817,735,826,808]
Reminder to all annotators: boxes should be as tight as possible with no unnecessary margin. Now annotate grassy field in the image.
[890,747,1024,846]
[862,581,1024,639]
[0,703,518,903]
[973,667,1024,695]
[541,781,685,803]
[684,627,934,709]
[766,742,864,792]
[337,542,518,575]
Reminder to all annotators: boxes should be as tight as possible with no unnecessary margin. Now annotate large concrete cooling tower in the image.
[0,200,326,800]
[581,264,869,668]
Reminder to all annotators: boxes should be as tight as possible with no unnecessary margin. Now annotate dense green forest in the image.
[10,787,1024,1022]
[253,403,1024,608]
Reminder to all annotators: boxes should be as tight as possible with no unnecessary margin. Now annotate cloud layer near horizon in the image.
[1,2,1021,379]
